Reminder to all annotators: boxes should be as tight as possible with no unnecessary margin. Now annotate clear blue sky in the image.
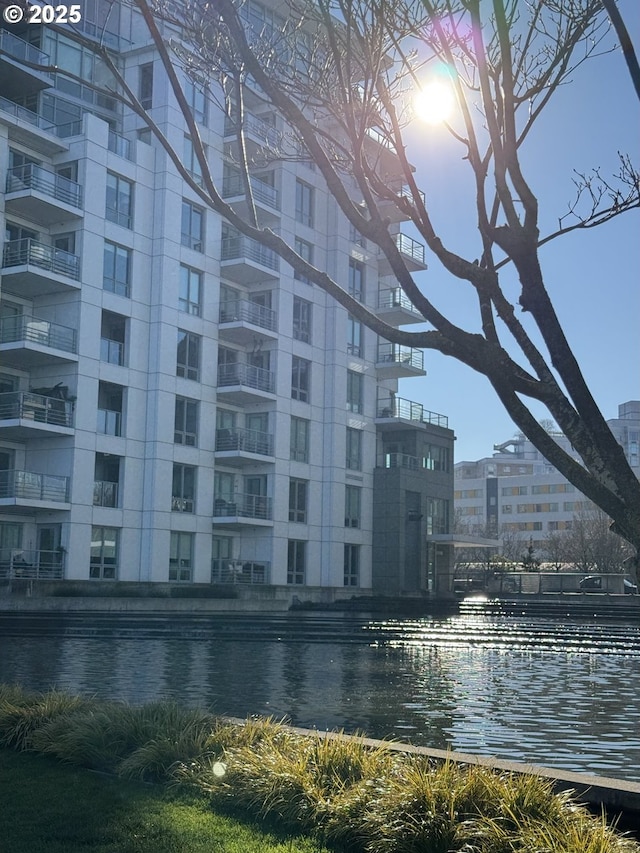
[398,0,640,462]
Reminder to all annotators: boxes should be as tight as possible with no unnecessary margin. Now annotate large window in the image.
[294,237,313,284]
[290,416,309,462]
[287,539,306,584]
[179,265,202,315]
[426,498,449,536]
[185,77,207,125]
[345,485,361,528]
[291,356,310,402]
[424,444,450,472]
[172,464,196,513]
[181,200,204,251]
[139,62,153,109]
[348,258,364,301]
[177,330,201,381]
[103,241,131,297]
[293,296,312,343]
[169,531,193,582]
[295,179,314,227]
[174,396,198,446]
[347,315,363,357]
[346,428,362,471]
[347,370,363,414]
[106,172,133,229]
[90,526,119,579]
[344,544,360,587]
[288,478,308,523]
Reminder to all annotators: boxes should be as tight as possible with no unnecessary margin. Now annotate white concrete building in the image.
[0,3,454,600]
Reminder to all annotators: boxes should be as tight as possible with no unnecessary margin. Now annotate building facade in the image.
[0,3,454,600]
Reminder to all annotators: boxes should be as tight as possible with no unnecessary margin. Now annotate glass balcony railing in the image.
[0,29,50,67]
[0,469,69,502]
[217,362,275,394]
[221,235,279,271]
[100,338,124,365]
[0,391,73,427]
[6,163,83,207]
[108,129,132,160]
[219,298,277,331]
[376,395,448,428]
[222,172,280,210]
[215,426,274,456]
[377,287,422,314]
[376,343,424,371]
[97,408,122,436]
[0,315,77,354]
[93,480,118,508]
[2,238,81,280]
[382,452,422,470]
[224,112,282,149]
[0,95,82,137]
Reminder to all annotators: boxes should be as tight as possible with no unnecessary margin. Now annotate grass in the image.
[0,683,638,853]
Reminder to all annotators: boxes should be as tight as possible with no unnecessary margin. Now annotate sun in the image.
[414,81,455,125]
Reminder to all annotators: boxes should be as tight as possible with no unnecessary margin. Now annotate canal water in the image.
[1,609,639,782]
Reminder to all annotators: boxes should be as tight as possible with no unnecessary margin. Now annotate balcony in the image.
[378,233,427,274]
[376,183,426,224]
[0,469,69,511]
[97,408,122,437]
[221,234,279,283]
[380,452,422,471]
[0,30,52,99]
[1,238,81,297]
[211,559,271,585]
[222,172,281,225]
[217,362,276,405]
[224,111,283,159]
[0,391,74,439]
[0,95,81,155]
[375,344,426,378]
[5,164,83,224]
[376,395,449,430]
[108,129,133,160]
[218,298,278,345]
[213,493,273,526]
[215,427,274,465]
[0,314,77,368]
[0,549,65,580]
[100,338,124,366]
[376,287,425,326]
[93,481,119,508]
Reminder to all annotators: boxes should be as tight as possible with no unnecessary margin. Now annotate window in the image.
[345,485,361,528]
[295,179,314,226]
[139,62,153,109]
[289,478,308,523]
[291,356,310,402]
[100,310,126,365]
[294,237,313,284]
[184,136,204,186]
[290,416,309,462]
[106,172,133,229]
[347,370,363,414]
[293,297,312,343]
[97,382,123,436]
[344,544,360,587]
[346,428,362,471]
[179,265,202,315]
[169,531,193,582]
[349,223,365,247]
[93,453,120,508]
[185,77,207,125]
[424,444,450,472]
[347,315,363,357]
[172,464,196,513]
[90,526,119,579]
[181,200,204,251]
[287,539,306,584]
[177,330,201,381]
[103,241,131,297]
[348,258,364,301]
[426,498,449,535]
[174,396,198,446]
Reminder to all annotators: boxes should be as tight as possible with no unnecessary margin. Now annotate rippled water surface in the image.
[1,610,639,781]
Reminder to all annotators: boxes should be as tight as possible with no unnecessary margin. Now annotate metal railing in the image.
[0,95,82,137]
[224,112,282,149]
[0,314,77,353]
[382,452,422,471]
[378,287,422,315]
[219,298,277,331]
[376,395,449,428]
[221,235,279,271]
[2,237,81,280]
[393,233,425,265]
[6,163,83,207]
[222,172,280,210]
[211,559,271,584]
[0,549,65,580]
[93,480,118,507]
[217,362,275,394]
[213,493,273,520]
[108,129,133,160]
[0,469,69,502]
[215,427,274,456]
[97,408,121,436]
[0,391,73,427]
[376,343,424,370]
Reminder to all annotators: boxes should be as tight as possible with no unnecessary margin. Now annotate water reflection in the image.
[1,614,639,781]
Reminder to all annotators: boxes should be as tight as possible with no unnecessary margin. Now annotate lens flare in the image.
[414,81,455,125]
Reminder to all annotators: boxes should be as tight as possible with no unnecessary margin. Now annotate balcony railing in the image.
[108,129,133,160]
[382,452,422,470]
[393,233,425,265]
[377,395,449,428]
[0,95,82,137]
[0,315,77,354]
[93,480,118,508]
[0,29,51,67]
[376,344,424,371]
[222,172,280,210]
[100,338,124,365]
[378,287,422,315]
[0,549,65,580]
[217,362,275,394]
[0,391,73,427]
[6,163,83,208]
[224,112,282,149]
[211,559,271,584]
[2,238,81,280]
[0,469,69,502]
[213,493,273,520]
[219,298,277,331]
[221,235,279,271]
[215,427,274,456]
[97,408,122,436]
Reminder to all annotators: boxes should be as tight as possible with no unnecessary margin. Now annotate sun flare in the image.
[414,81,455,125]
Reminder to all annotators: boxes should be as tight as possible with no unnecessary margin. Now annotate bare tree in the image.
[562,507,635,574]
[18,0,640,552]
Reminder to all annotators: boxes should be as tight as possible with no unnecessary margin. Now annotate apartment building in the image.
[454,401,640,555]
[0,2,454,601]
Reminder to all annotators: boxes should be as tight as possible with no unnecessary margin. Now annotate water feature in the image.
[1,609,639,781]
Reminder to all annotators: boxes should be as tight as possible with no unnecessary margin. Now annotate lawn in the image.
[0,748,329,853]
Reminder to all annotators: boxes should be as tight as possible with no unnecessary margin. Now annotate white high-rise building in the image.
[0,3,455,603]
